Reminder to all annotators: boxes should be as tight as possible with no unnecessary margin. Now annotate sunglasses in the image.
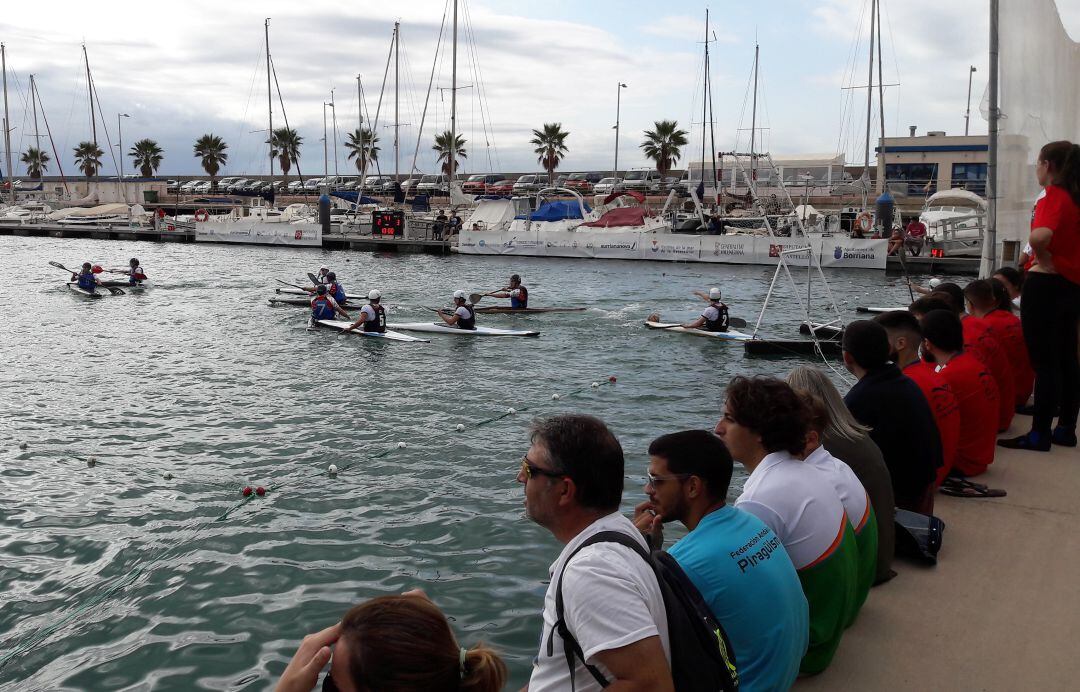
[520,455,565,482]
[645,472,692,488]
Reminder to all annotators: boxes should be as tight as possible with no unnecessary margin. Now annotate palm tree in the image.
[73,141,104,180]
[21,147,50,179]
[268,127,302,178]
[129,139,163,177]
[345,127,380,178]
[640,120,689,177]
[193,134,229,190]
[432,131,467,175]
[530,123,570,184]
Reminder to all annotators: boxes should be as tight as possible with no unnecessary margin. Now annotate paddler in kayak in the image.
[483,274,528,309]
[119,257,147,286]
[309,284,350,328]
[682,287,730,332]
[71,262,102,294]
[315,266,330,285]
[436,290,477,330]
[344,290,387,334]
[303,271,346,303]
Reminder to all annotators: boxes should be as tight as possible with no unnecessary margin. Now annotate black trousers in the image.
[1021,272,1080,434]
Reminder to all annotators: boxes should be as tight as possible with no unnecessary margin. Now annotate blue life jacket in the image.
[458,304,476,330]
[511,285,529,309]
[363,304,386,333]
[311,296,337,320]
[329,282,346,303]
[77,273,96,291]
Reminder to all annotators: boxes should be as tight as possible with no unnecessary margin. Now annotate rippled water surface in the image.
[0,236,940,690]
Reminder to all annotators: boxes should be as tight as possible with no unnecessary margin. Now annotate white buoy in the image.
[552,393,561,400]
[328,464,339,477]
[163,472,173,480]
[19,442,27,450]
[591,382,600,388]
[397,441,407,449]
[507,407,516,414]
[456,423,465,431]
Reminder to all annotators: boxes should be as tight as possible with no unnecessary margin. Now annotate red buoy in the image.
[255,486,266,496]
[242,486,253,497]
[608,375,617,383]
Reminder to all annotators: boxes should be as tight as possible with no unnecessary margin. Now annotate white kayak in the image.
[316,320,429,342]
[66,282,104,299]
[855,306,905,314]
[644,320,752,341]
[392,322,540,337]
[276,287,315,297]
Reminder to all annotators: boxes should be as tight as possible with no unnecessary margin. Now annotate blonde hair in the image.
[786,365,871,442]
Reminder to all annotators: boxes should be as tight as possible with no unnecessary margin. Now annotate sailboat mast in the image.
[750,43,759,188]
[31,74,39,145]
[706,11,718,201]
[266,18,274,184]
[357,74,364,179]
[700,11,708,200]
[83,45,97,148]
[876,0,886,193]
[863,0,876,178]
[1,44,12,204]
[449,0,458,184]
[394,22,400,182]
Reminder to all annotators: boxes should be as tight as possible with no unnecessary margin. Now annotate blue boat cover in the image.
[515,199,591,221]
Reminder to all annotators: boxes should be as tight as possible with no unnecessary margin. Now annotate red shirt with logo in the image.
[961,316,1015,431]
[982,308,1034,406]
[1031,184,1080,284]
[936,353,999,477]
[903,361,961,486]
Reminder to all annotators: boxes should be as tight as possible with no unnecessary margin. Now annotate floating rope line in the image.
[0,375,617,673]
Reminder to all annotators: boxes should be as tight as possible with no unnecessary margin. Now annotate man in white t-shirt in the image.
[518,414,673,692]
[436,290,477,330]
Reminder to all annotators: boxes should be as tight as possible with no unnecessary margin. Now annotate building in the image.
[876,131,988,198]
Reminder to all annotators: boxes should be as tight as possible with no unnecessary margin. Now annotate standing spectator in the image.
[787,366,896,585]
[841,321,941,514]
[716,376,858,676]
[634,430,809,692]
[519,415,673,692]
[432,209,448,240]
[1000,140,1080,451]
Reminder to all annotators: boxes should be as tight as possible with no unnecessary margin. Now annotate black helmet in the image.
[316,284,328,295]
[130,258,139,266]
[326,272,337,282]
[82,262,92,269]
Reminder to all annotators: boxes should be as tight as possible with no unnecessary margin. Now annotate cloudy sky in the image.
[1,0,1077,178]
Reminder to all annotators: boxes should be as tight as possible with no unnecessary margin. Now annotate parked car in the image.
[512,174,548,196]
[286,180,306,194]
[179,180,198,193]
[363,175,392,192]
[593,177,623,195]
[417,174,449,196]
[166,180,179,193]
[460,174,505,195]
[487,179,515,196]
[217,176,241,191]
[226,178,250,194]
[303,177,324,192]
[192,180,212,194]
[553,174,569,188]
[661,176,681,192]
[621,169,662,193]
[564,172,604,194]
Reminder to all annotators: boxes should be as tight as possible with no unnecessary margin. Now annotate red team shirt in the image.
[961,316,1015,431]
[1032,184,1080,285]
[936,353,1000,477]
[903,361,961,486]
[982,308,1035,406]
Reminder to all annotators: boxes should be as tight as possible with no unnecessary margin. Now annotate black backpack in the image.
[549,530,739,691]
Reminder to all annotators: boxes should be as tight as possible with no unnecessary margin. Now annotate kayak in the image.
[67,283,103,299]
[855,306,905,314]
[644,320,752,341]
[269,297,358,308]
[474,306,586,314]
[100,280,151,290]
[799,322,845,340]
[392,322,540,337]
[316,320,429,342]
[276,288,316,297]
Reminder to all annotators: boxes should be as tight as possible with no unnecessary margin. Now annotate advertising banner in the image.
[642,234,701,262]
[817,238,887,269]
[584,233,643,260]
[195,222,322,247]
[698,235,759,265]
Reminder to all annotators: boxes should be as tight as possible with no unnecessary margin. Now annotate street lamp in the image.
[964,66,977,136]
[117,112,130,178]
[613,82,627,179]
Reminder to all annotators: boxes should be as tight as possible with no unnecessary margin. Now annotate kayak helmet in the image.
[453,290,467,300]
[91,264,104,274]
[709,287,722,300]
[82,262,92,269]
[510,274,521,285]
[326,272,337,282]
[130,258,139,267]
[319,265,329,271]
[929,278,942,289]
[368,289,381,301]
[316,284,328,295]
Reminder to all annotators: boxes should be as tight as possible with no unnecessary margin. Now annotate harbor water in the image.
[0,236,937,690]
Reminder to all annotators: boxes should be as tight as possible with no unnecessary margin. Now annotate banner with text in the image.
[195,222,322,247]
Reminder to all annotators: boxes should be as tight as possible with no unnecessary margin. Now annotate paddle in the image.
[307,272,321,286]
[50,261,124,295]
[469,293,485,304]
[275,278,311,291]
[647,312,747,329]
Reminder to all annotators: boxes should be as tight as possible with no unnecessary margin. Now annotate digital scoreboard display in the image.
[374,210,405,236]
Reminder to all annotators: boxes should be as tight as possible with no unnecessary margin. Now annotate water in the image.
[0,235,934,690]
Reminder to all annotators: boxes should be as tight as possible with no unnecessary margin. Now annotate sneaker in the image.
[997,432,1051,452]
[1052,427,1078,447]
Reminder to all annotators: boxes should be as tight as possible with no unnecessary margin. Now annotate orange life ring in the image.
[194,209,209,222]
[855,211,873,233]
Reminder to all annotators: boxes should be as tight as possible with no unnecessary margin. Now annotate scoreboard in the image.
[373,210,405,236]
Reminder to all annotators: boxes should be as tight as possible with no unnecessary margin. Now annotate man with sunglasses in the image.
[632,429,808,692]
[519,414,674,692]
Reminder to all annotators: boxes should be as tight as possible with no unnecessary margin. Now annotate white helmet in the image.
[453,290,467,300]
[929,278,942,289]
[709,287,722,300]
[319,265,329,271]
[368,289,381,300]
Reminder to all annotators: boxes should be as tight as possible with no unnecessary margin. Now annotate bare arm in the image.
[680,316,707,329]
[591,636,674,692]
[437,310,459,326]
[1029,226,1055,273]
[691,290,710,302]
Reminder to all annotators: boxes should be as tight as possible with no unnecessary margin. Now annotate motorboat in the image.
[919,188,986,239]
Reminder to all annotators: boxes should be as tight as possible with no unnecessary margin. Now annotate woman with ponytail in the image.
[276,593,507,692]
[999,141,1080,451]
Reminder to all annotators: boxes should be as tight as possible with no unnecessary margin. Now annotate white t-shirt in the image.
[735,451,848,570]
[360,304,378,322]
[455,306,472,320]
[804,445,871,532]
[529,512,671,692]
[702,305,721,321]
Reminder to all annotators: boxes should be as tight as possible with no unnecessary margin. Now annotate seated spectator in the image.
[875,310,962,485]
[965,279,1035,408]
[276,593,506,692]
[519,415,673,692]
[797,392,877,621]
[841,320,941,514]
[716,376,858,676]
[992,266,1023,312]
[787,365,896,585]
[634,430,808,692]
[919,310,1000,477]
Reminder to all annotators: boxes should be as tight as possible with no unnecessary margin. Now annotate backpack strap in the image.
[548,531,651,690]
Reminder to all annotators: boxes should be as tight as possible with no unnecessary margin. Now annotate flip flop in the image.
[942,477,988,492]
[939,485,1007,498]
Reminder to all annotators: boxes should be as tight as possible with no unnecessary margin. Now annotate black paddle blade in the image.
[105,286,125,296]
[307,272,320,286]
[729,317,748,328]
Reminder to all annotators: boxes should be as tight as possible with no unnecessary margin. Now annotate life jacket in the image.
[457,304,476,330]
[311,295,337,320]
[703,301,729,332]
[329,282,346,303]
[129,266,147,284]
[511,285,529,309]
[77,272,96,291]
[363,304,387,333]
